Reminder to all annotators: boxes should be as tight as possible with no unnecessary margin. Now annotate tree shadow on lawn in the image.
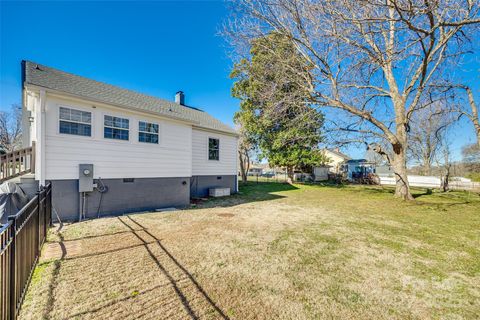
[117,216,230,320]
[37,216,231,320]
[193,181,299,209]
[340,184,479,204]
[270,182,479,208]
[410,188,480,206]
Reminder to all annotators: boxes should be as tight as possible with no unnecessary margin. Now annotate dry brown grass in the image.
[19,182,480,319]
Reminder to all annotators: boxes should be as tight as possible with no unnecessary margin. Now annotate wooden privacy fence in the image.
[0,144,35,183]
[0,183,51,320]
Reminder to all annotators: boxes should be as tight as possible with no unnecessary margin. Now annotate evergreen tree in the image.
[231,32,324,180]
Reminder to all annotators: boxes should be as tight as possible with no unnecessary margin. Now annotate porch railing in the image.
[0,143,35,183]
[0,182,51,320]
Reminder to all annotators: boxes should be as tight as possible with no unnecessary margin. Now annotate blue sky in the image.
[0,0,237,128]
[1,0,478,161]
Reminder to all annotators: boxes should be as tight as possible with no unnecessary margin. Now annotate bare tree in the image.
[408,103,452,175]
[365,147,386,167]
[462,143,480,163]
[0,105,22,153]
[436,133,452,192]
[226,0,480,199]
[457,85,480,148]
[461,143,480,177]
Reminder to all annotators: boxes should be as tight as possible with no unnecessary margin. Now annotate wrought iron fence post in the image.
[8,217,17,320]
[49,185,52,227]
[37,188,41,253]
[43,187,47,243]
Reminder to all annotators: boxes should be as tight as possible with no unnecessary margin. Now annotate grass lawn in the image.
[20,183,480,319]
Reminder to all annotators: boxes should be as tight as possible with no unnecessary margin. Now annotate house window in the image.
[138,121,159,144]
[208,138,219,160]
[59,107,92,136]
[104,115,129,140]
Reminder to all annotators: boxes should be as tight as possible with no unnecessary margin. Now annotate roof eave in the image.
[192,125,239,137]
[24,83,238,136]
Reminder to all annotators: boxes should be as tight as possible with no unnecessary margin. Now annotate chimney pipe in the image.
[175,91,185,105]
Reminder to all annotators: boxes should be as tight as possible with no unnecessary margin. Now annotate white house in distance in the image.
[322,148,351,173]
[21,61,238,221]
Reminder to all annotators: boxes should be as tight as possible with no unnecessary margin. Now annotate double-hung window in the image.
[104,115,129,140]
[208,138,220,160]
[138,121,159,144]
[59,107,92,136]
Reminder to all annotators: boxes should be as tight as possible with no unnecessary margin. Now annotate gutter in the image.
[192,125,239,138]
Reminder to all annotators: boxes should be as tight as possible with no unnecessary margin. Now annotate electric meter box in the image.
[79,164,94,192]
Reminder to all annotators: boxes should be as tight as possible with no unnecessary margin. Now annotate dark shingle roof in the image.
[23,61,236,135]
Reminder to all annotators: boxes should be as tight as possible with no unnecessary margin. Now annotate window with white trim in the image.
[208,138,219,160]
[104,115,129,140]
[59,107,92,136]
[138,121,159,144]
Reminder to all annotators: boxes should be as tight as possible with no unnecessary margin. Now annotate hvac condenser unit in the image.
[209,188,230,197]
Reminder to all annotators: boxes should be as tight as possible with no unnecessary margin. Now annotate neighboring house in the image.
[247,167,263,176]
[313,165,330,181]
[344,159,375,180]
[245,161,270,175]
[322,148,351,173]
[21,61,238,221]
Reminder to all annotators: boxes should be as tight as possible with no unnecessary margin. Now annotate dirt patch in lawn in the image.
[217,213,235,218]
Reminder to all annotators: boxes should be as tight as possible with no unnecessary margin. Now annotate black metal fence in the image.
[1,183,52,320]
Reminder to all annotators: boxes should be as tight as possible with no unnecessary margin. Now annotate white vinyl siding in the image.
[43,96,192,179]
[192,129,237,176]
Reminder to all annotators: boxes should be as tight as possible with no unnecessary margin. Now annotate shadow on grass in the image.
[43,227,66,319]
[412,189,433,199]
[359,186,479,207]
[118,216,230,320]
[193,181,299,209]
[300,181,349,188]
[408,188,480,208]
[39,216,231,319]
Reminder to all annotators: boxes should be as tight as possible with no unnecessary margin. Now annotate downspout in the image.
[35,90,46,186]
[21,62,30,148]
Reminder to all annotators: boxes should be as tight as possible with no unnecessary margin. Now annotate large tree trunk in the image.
[390,92,414,200]
[441,147,451,192]
[391,145,414,200]
[390,110,414,200]
[238,150,249,183]
[286,166,294,183]
[441,167,450,192]
[238,152,246,183]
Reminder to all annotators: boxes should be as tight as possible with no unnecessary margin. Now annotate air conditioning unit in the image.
[209,187,230,197]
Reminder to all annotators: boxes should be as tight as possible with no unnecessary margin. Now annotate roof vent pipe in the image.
[175,91,185,105]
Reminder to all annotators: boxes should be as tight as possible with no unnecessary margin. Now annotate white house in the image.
[322,148,351,173]
[21,61,238,221]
